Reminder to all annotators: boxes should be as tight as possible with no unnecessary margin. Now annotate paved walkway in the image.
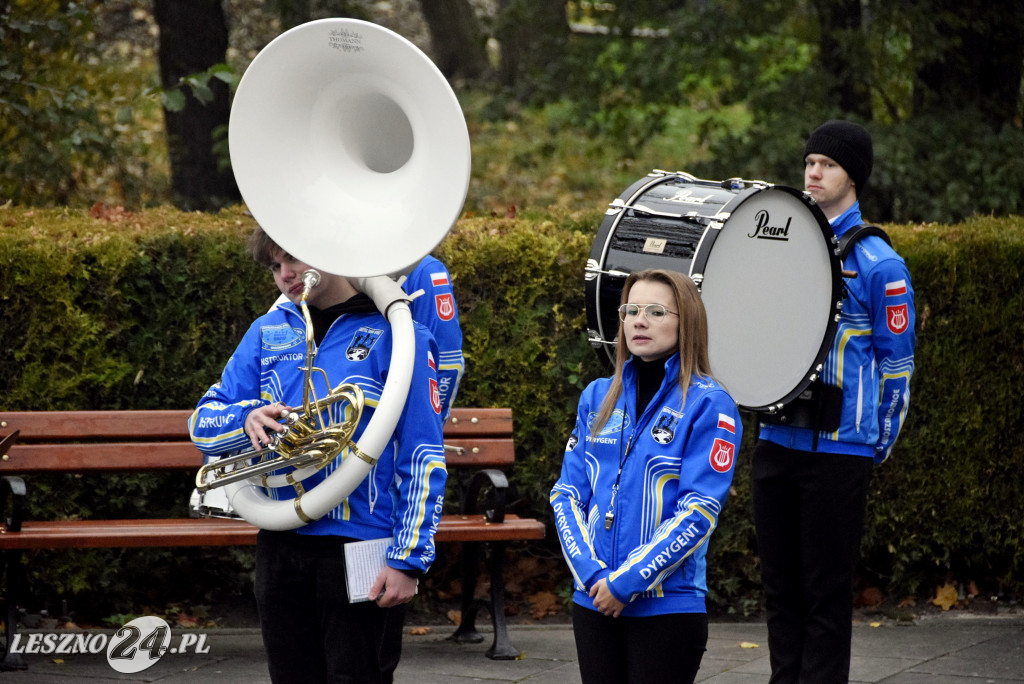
[2,614,1022,682]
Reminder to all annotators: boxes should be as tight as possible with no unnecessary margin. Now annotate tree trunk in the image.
[419,0,489,82]
[912,1,1024,126]
[273,0,311,31]
[812,0,872,120]
[153,0,239,211]
[496,0,569,102]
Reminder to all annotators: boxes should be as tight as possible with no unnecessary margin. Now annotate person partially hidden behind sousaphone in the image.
[752,120,917,684]
[377,249,464,679]
[189,226,448,683]
[279,250,464,421]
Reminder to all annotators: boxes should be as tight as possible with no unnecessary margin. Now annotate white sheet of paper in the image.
[344,537,391,603]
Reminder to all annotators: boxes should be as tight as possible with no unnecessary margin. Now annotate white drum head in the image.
[699,188,838,409]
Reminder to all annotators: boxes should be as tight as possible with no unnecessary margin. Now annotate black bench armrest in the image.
[1,475,26,532]
[461,468,508,523]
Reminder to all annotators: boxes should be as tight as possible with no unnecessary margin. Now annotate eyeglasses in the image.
[617,303,679,322]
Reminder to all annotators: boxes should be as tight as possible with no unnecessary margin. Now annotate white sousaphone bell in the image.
[193,18,470,530]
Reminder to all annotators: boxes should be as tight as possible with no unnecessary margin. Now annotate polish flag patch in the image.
[717,413,736,433]
[430,272,449,287]
[885,280,907,297]
[427,351,437,371]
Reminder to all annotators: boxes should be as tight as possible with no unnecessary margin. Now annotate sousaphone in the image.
[195,18,470,530]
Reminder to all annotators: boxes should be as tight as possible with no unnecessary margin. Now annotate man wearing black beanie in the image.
[751,120,917,684]
[802,119,874,214]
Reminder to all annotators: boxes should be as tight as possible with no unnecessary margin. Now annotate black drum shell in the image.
[585,173,751,367]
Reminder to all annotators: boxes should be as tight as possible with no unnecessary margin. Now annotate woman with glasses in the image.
[550,269,742,683]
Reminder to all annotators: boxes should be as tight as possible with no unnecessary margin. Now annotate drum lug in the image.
[606,198,626,216]
[723,176,771,190]
[587,331,615,348]
[584,260,630,280]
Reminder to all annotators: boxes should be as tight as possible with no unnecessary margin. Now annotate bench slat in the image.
[434,515,546,542]
[0,410,194,441]
[0,514,545,550]
[0,438,514,473]
[444,408,514,437]
[0,518,256,549]
[0,408,513,442]
[2,443,208,472]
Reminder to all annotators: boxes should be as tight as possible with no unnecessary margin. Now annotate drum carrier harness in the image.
[760,224,891,448]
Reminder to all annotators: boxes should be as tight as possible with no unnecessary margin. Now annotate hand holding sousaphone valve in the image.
[191,18,470,531]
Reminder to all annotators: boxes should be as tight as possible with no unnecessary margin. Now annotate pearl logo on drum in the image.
[643,237,668,254]
[747,210,792,241]
[666,188,717,204]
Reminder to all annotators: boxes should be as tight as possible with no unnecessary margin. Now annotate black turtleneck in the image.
[634,355,668,418]
[305,293,377,345]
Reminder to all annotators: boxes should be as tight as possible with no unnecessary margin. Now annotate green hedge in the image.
[1,206,1022,618]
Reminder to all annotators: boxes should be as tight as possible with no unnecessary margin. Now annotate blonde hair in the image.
[591,269,712,434]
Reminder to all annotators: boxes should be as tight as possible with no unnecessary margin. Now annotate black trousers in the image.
[254,530,403,684]
[572,604,707,684]
[751,440,874,684]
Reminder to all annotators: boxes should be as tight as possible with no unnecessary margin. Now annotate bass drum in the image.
[585,171,842,412]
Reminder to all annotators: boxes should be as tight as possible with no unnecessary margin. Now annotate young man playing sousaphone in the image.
[189,226,447,683]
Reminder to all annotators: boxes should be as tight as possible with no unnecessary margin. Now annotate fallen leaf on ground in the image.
[932,583,958,611]
[446,610,461,626]
[740,642,760,649]
[855,586,883,608]
[88,202,133,222]
[176,614,199,628]
[408,627,431,636]
[527,591,560,620]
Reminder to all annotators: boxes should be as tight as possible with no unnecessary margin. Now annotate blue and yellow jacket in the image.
[550,354,742,616]
[759,202,916,463]
[188,299,447,575]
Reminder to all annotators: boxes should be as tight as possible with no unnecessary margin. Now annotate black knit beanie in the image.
[803,120,873,195]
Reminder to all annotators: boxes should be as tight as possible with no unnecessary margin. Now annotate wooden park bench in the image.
[0,407,545,669]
